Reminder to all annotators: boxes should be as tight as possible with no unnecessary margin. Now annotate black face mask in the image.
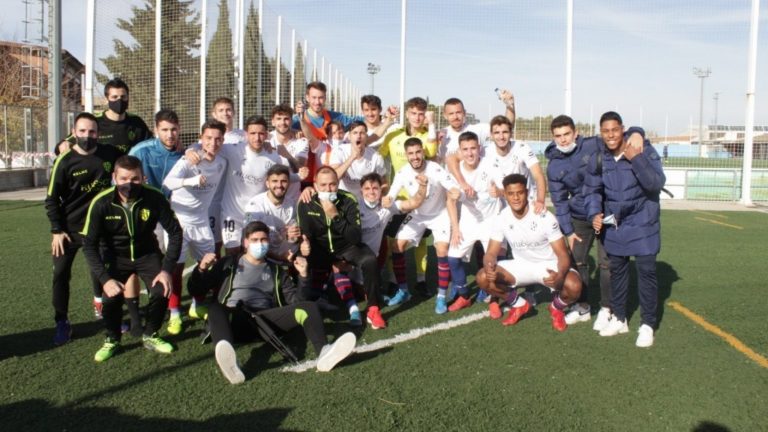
[108,99,129,115]
[76,136,98,152]
[117,182,142,200]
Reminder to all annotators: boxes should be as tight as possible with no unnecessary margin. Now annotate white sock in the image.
[170,308,181,318]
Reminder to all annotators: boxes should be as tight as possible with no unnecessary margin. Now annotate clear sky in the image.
[1,0,766,136]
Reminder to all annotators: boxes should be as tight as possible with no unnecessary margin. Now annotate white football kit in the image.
[243,191,299,259]
[486,140,541,202]
[330,144,388,198]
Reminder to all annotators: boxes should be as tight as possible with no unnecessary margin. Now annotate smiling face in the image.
[406,106,426,130]
[200,127,223,158]
[361,179,382,204]
[491,123,511,149]
[271,112,292,135]
[246,124,268,152]
[314,170,339,193]
[212,102,234,130]
[406,143,425,171]
[459,138,480,168]
[600,119,625,154]
[306,87,326,114]
[266,173,289,201]
[362,102,381,125]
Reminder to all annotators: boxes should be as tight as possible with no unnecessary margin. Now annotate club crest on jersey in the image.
[128,130,136,141]
[103,161,112,172]
[140,208,151,221]
[262,272,271,281]
[530,221,537,231]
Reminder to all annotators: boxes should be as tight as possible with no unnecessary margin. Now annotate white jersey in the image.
[359,200,401,255]
[314,140,344,167]
[458,158,504,224]
[243,191,298,256]
[486,140,540,200]
[225,129,247,145]
[330,144,388,197]
[164,156,227,226]
[218,143,290,218]
[388,160,459,218]
[489,207,562,263]
[440,123,491,161]
[269,133,309,162]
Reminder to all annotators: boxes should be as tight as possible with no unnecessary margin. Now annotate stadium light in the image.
[693,66,711,156]
[367,62,381,95]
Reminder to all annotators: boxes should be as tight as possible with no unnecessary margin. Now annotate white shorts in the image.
[497,258,560,288]
[208,205,222,244]
[396,209,451,247]
[448,222,502,261]
[166,223,215,263]
[221,214,245,249]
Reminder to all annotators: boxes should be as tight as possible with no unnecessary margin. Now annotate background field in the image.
[0,201,766,431]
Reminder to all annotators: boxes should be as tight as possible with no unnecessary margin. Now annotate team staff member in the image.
[297,166,387,330]
[94,78,152,154]
[81,155,183,362]
[45,112,122,345]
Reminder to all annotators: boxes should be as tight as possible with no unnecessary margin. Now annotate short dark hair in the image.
[201,119,226,135]
[266,164,290,179]
[403,137,423,150]
[306,81,327,93]
[212,97,234,110]
[360,172,383,188]
[360,95,382,110]
[155,109,179,126]
[348,120,367,132]
[458,131,478,144]
[315,165,338,179]
[326,120,344,135]
[405,97,427,111]
[104,78,129,97]
[490,115,512,129]
[599,111,623,126]
[502,173,527,189]
[75,112,98,129]
[270,104,294,118]
[245,116,268,129]
[243,221,269,239]
[550,115,575,132]
[443,97,464,109]
[115,155,143,173]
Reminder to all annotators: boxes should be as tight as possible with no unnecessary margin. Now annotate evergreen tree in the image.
[98,0,200,132]
[242,2,273,117]
[293,42,307,105]
[205,0,235,111]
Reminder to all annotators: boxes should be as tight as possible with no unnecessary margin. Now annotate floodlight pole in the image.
[693,66,711,157]
[367,63,380,95]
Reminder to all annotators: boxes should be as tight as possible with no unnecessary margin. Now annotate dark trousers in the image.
[208,301,326,355]
[51,231,102,322]
[570,218,611,308]
[101,254,169,340]
[309,243,382,307]
[609,254,658,327]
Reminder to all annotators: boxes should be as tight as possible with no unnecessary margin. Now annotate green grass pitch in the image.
[0,201,766,431]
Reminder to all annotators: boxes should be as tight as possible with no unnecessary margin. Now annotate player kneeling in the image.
[475,174,582,331]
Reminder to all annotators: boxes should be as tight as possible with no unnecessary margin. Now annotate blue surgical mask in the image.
[247,242,269,259]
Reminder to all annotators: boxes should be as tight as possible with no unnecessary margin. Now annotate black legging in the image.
[51,231,103,322]
[208,301,327,355]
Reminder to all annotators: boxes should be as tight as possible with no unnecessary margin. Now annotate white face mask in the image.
[557,142,577,154]
[247,242,269,259]
[363,199,378,209]
[317,191,337,202]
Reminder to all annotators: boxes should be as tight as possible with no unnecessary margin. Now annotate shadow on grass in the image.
[692,421,732,432]
[0,320,103,361]
[0,399,302,431]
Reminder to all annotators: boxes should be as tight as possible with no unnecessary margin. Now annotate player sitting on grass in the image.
[188,221,356,384]
[476,174,582,331]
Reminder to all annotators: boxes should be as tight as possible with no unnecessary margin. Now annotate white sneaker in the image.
[636,324,654,348]
[215,340,245,384]
[317,332,356,372]
[599,315,629,337]
[592,307,612,331]
[564,304,591,325]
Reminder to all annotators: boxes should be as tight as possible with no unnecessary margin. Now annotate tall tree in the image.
[98,0,200,132]
[242,2,273,117]
[205,0,234,111]
[292,42,306,106]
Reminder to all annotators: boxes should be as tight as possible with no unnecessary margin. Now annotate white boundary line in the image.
[281,310,490,373]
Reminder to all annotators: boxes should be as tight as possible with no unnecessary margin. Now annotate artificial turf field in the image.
[0,200,766,431]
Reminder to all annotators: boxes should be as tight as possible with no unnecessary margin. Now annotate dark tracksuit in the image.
[44,145,121,322]
[94,111,152,154]
[187,255,326,354]
[81,185,182,340]
[296,189,381,306]
[584,139,666,327]
[545,127,644,308]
